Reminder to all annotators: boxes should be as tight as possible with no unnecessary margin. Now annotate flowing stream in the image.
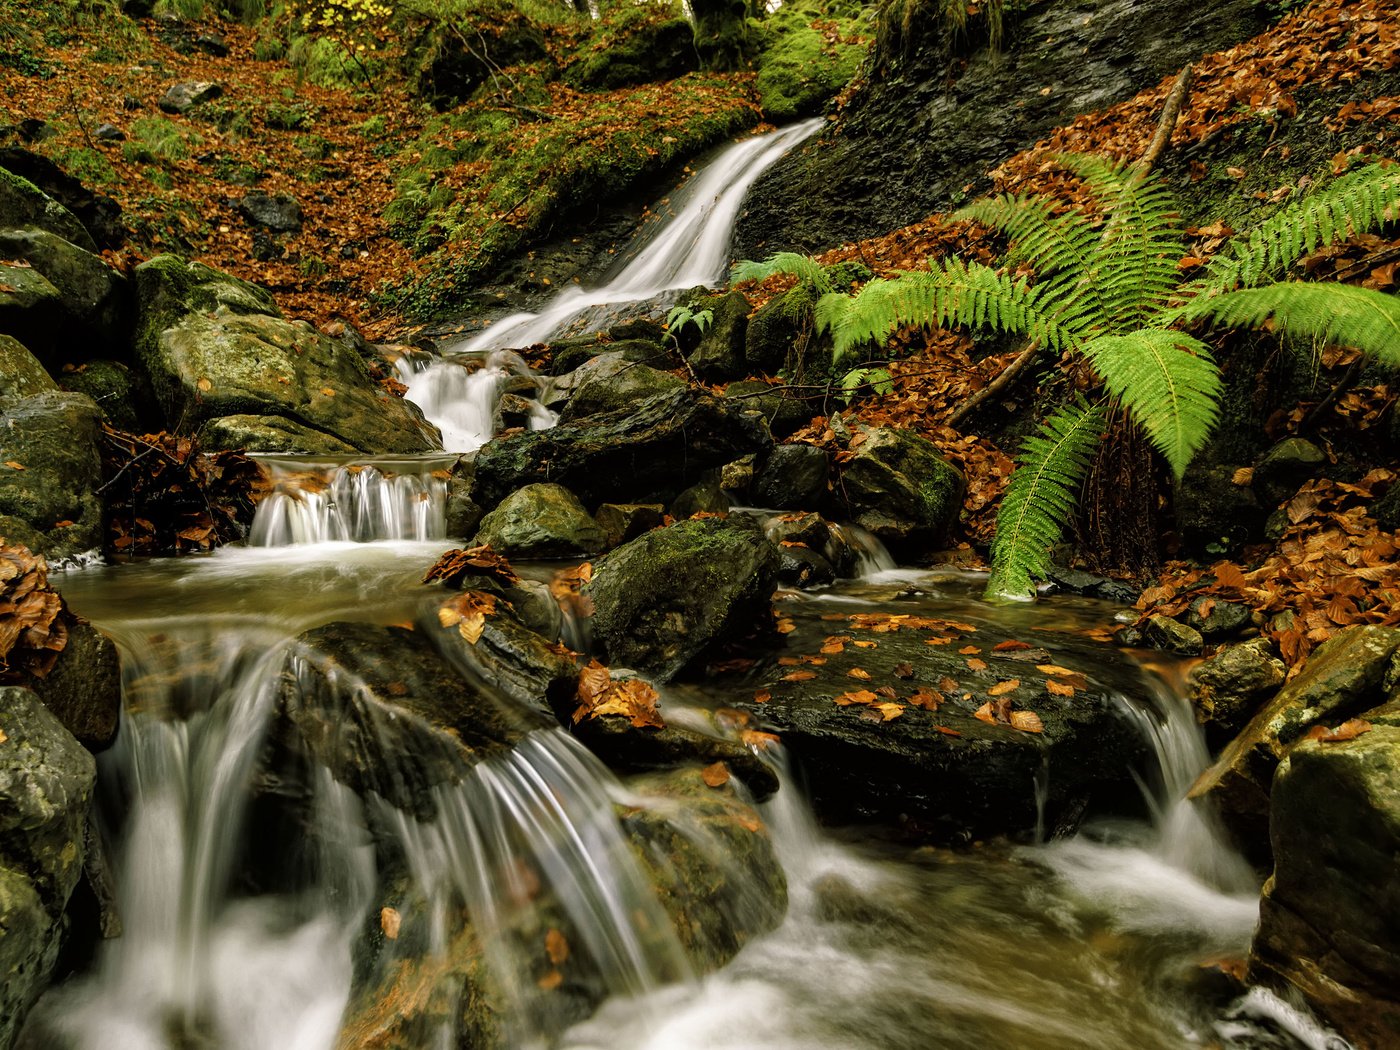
[20,121,1349,1050]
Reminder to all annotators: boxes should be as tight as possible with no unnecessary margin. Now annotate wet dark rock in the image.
[833,426,964,550]
[56,359,142,431]
[249,228,284,262]
[196,414,359,454]
[0,392,104,561]
[18,622,122,753]
[753,443,829,510]
[734,0,1267,259]
[1251,721,1400,1048]
[158,80,222,114]
[775,543,836,589]
[1185,596,1254,640]
[1141,614,1203,655]
[0,263,64,363]
[236,190,303,233]
[669,473,729,519]
[0,336,57,403]
[764,510,830,552]
[1044,567,1138,605]
[426,599,579,717]
[622,767,787,969]
[473,390,772,510]
[473,482,606,558]
[1188,638,1286,752]
[589,515,780,682]
[555,351,684,423]
[722,380,813,437]
[1375,483,1400,533]
[1174,462,1267,557]
[686,290,749,381]
[608,317,667,343]
[0,227,132,365]
[134,255,440,454]
[1252,437,1327,508]
[0,147,123,250]
[728,610,1148,839]
[1191,625,1400,857]
[276,622,555,821]
[743,280,818,374]
[595,502,665,549]
[0,686,95,1050]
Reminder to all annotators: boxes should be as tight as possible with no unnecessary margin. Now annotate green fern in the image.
[1080,331,1221,478]
[1189,163,1400,296]
[730,253,835,295]
[986,397,1107,601]
[1187,283,1400,367]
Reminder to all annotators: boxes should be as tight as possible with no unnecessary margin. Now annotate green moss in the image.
[752,0,871,120]
[563,3,697,91]
[264,101,315,130]
[122,116,203,166]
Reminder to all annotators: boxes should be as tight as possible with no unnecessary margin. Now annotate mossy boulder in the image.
[555,352,686,423]
[473,482,606,558]
[0,263,65,365]
[473,390,772,509]
[685,289,749,381]
[1251,722,1400,1048]
[133,256,440,454]
[0,336,57,403]
[409,4,550,108]
[588,515,780,681]
[833,426,964,549]
[1188,637,1286,752]
[753,0,867,120]
[0,392,104,562]
[196,414,360,455]
[0,166,95,251]
[565,10,697,91]
[722,379,814,437]
[55,359,141,431]
[0,227,132,365]
[0,686,96,1049]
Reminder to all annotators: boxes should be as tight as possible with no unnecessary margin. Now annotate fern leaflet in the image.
[1189,283,1400,367]
[731,253,834,295]
[985,397,1107,601]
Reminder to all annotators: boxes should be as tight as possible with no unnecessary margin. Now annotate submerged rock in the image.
[472,390,772,510]
[588,516,780,682]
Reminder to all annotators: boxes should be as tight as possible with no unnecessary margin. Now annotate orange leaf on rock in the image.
[893,662,914,679]
[380,907,401,940]
[988,679,1020,696]
[834,689,878,706]
[992,640,1031,652]
[1009,710,1045,733]
[966,657,988,672]
[847,667,871,680]
[702,761,731,787]
[740,729,781,750]
[753,689,771,704]
[958,645,981,655]
[781,669,817,682]
[934,725,962,737]
[973,702,997,724]
[1046,679,1076,697]
[1305,718,1372,743]
[873,702,904,721]
[546,928,570,965]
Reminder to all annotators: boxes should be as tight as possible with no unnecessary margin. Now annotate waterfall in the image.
[402,120,823,454]
[248,454,458,546]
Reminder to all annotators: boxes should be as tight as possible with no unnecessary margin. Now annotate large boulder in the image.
[0,263,65,363]
[473,483,605,558]
[133,256,440,454]
[833,426,964,549]
[55,359,142,431]
[0,686,96,1049]
[0,392,104,562]
[0,147,124,250]
[564,11,697,91]
[19,622,122,753]
[752,443,829,510]
[722,379,813,437]
[555,352,685,423]
[0,227,132,366]
[1188,637,1286,751]
[0,166,95,252]
[1190,626,1400,853]
[473,390,772,509]
[275,621,555,821]
[725,606,1148,839]
[685,290,749,381]
[588,516,780,682]
[1251,719,1400,1048]
[0,337,57,403]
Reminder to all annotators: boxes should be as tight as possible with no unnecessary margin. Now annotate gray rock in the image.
[0,263,65,361]
[0,336,57,403]
[556,352,685,423]
[722,380,813,437]
[753,443,828,510]
[1141,614,1204,655]
[473,482,605,558]
[1185,595,1253,639]
[686,290,749,381]
[134,256,440,454]
[0,392,104,561]
[589,516,780,681]
[670,473,729,518]
[20,622,122,752]
[197,414,360,455]
[235,190,302,233]
[0,685,96,1048]
[1189,637,1286,749]
[595,503,665,549]
[834,426,964,549]
[93,123,125,143]
[473,390,772,510]
[0,167,95,252]
[0,227,132,364]
[1191,625,1400,853]
[1252,437,1326,508]
[158,80,222,114]
[1251,722,1400,1047]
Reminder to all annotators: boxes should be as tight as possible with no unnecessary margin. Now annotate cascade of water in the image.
[248,455,458,545]
[449,119,823,357]
[398,349,558,456]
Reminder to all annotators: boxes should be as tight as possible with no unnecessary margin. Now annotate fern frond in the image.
[1190,164,1400,296]
[1081,330,1221,479]
[826,259,1089,358]
[1188,283,1400,367]
[985,397,1106,601]
[1055,153,1183,328]
[731,253,834,294]
[954,194,1101,281]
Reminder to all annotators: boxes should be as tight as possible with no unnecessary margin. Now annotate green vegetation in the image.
[123,116,205,166]
[752,0,870,120]
[741,157,1400,601]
